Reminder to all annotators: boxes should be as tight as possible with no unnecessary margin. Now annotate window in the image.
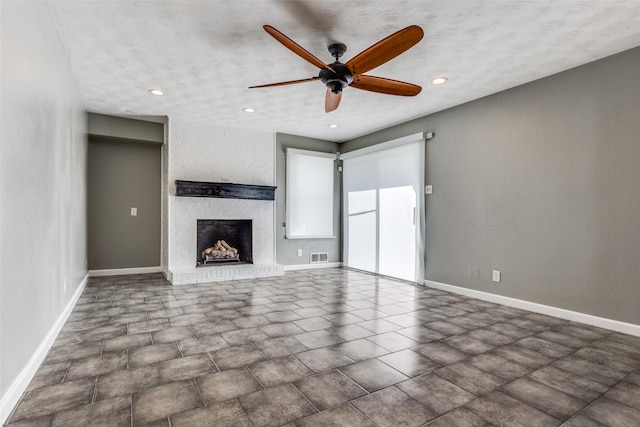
[286,148,335,239]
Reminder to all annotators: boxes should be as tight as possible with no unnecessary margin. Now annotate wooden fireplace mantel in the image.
[175,180,276,201]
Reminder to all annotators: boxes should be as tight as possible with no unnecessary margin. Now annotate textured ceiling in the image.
[48,0,640,142]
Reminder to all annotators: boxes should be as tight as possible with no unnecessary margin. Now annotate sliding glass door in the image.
[379,185,417,279]
[347,189,377,273]
[343,136,424,282]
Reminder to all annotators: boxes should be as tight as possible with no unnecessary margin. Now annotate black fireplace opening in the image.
[196,219,253,267]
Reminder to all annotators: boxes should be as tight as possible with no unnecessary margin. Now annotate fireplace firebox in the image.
[196,219,252,267]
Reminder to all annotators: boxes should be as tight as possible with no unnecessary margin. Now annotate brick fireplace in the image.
[164,120,283,285]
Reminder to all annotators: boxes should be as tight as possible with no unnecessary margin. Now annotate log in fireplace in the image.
[196,219,252,267]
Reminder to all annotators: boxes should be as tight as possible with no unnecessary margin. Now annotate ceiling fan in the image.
[249,25,424,113]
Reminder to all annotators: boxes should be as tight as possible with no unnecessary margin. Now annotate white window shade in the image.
[342,133,425,282]
[286,148,335,239]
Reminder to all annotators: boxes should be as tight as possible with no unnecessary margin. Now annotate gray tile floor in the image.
[6,268,640,426]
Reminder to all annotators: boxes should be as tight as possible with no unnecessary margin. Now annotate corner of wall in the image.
[274,133,342,266]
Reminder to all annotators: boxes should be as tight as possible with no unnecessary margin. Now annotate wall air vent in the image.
[310,252,329,264]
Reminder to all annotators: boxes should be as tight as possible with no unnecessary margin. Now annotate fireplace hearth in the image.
[196,219,252,267]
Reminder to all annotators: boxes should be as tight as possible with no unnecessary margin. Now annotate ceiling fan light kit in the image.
[249,24,424,113]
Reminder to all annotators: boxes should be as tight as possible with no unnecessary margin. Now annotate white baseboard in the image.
[424,279,640,337]
[88,266,163,277]
[0,273,89,425]
[283,262,343,271]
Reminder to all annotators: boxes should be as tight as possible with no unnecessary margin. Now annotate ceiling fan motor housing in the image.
[319,62,353,94]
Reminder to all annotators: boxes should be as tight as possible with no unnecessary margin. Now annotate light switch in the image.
[131,207,137,216]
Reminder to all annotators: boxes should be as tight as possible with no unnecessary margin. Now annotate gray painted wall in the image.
[343,47,640,325]
[275,133,341,265]
[88,139,162,269]
[0,1,87,406]
[88,113,164,145]
[87,114,164,270]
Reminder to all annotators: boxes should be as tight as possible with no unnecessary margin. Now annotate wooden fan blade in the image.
[325,88,342,113]
[263,25,334,72]
[249,77,319,89]
[346,25,423,75]
[350,75,422,96]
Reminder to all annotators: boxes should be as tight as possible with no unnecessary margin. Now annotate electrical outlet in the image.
[131,207,137,216]
[425,185,433,194]
[297,249,302,257]
[492,270,501,283]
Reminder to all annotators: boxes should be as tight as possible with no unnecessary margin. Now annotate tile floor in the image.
[6,268,640,426]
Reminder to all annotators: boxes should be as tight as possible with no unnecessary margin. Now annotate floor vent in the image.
[310,252,329,263]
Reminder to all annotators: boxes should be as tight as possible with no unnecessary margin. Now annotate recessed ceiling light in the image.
[148,89,165,96]
[328,124,338,128]
[243,107,256,113]
[431,77,448,85]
